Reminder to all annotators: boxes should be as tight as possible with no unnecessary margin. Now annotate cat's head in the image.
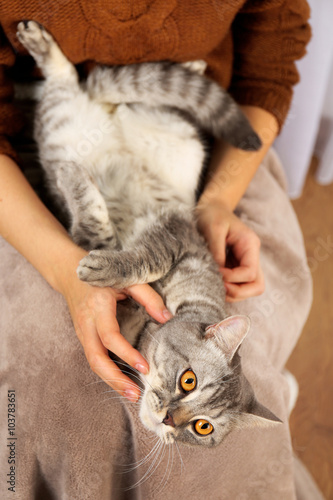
[139,315,281,447]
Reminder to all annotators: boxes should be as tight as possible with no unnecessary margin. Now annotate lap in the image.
[0,148,315,500]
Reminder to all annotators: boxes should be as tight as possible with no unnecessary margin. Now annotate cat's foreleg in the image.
[54,161,119,251]
[17,21,77,83]
[77,213,197,287]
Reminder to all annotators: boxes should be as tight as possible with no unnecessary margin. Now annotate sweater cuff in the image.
[0,135,19,163]
[229,86,293,134]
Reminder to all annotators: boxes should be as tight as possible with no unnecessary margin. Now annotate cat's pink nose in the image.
[162,411,175,427]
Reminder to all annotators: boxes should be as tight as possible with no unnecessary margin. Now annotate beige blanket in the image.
[0,149,324,500]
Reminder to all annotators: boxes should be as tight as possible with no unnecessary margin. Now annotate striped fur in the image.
[17,21,279,448]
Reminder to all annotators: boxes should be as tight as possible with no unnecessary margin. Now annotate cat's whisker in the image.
[127,370,154,391]
[214,377,238,385]
[94,377,144,394]
[99,377,143,388]
[228,361,241,372]
[99,393,143,403]
[134,441,162,471]
[145,330,161,345]
[144,378,153,389]
[137,441,166,490]
[100,395,141,405]
[120,450,161,476]
[226,412,242,425]
[154,440,172,495]
[175,441,185,473]
[168,443,174,484]
[109,369,145,387]
[114,359,141,376]
[120,438,161,471]
[82,360,142,385]
[118,370,154,392]
[212,364,242,385]
[167,443,175,488]
[109,361,154,392]
[124,441,165,490]
[122,437,161,468]
[82,375,143,390]
[100,399,140,405]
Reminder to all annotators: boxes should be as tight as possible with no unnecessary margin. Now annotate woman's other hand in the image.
[196,200,265,302]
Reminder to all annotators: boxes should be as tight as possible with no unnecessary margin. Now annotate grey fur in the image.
[87,62,262,151]
[17,21,279,448]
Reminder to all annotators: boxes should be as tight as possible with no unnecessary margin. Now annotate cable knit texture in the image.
[0,0,311,161]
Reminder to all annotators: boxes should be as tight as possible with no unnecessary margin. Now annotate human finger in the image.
[221,235,260,283]
[125,283,173,323]
[221,264,258,284]
[224,268,265,302]
[204,223,228,268]
[94,307,150,375]
[82,320,142,401]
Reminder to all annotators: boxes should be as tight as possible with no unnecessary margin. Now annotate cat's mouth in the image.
[140,405,176,444]
[141,407,176,444]
[140,405,162,432]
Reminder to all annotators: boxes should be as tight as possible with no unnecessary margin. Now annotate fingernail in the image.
[124,389,139,402]
[135,363,149,375]
[162,309,173,321]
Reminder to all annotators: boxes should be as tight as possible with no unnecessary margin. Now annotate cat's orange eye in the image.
[194,419,214,436]
[180,370,197,392]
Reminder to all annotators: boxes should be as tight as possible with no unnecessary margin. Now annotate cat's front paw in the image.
[77,250,131,288]
[77,251,113,286]
[17,21,53,62]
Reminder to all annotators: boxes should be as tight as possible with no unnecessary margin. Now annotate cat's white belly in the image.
[40,93,122,163]
[40,95,205,213]
[118,104,205,204]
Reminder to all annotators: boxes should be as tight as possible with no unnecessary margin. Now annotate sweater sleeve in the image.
[0,25,24,162]
[229,0,311,132]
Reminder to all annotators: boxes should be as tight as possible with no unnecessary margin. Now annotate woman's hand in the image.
[196,199,264,302]
[59,251,172,402]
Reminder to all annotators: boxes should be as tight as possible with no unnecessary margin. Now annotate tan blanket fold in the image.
[0,149,324,500]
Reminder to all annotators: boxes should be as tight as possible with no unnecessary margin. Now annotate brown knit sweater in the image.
[0,0,311,161]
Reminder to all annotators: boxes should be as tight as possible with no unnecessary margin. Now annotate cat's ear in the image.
[236,399,282,429]
[204,315,250,362]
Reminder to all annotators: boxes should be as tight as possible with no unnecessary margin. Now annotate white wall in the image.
[274,0,333,198]
[314,57,333,185]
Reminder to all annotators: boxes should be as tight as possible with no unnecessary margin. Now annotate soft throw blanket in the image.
[0,149,324,500]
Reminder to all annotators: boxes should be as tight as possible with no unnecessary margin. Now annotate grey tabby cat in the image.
[17,21,281,447]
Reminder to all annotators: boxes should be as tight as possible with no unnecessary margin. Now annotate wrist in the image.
[49,242,88,297]
[197,190,234,214]
[199,106,279,213]
[198,143,253,212]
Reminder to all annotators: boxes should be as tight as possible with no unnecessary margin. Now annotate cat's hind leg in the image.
[54,161,120,251]
[17,21,77,82]
[17,21,83,149]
